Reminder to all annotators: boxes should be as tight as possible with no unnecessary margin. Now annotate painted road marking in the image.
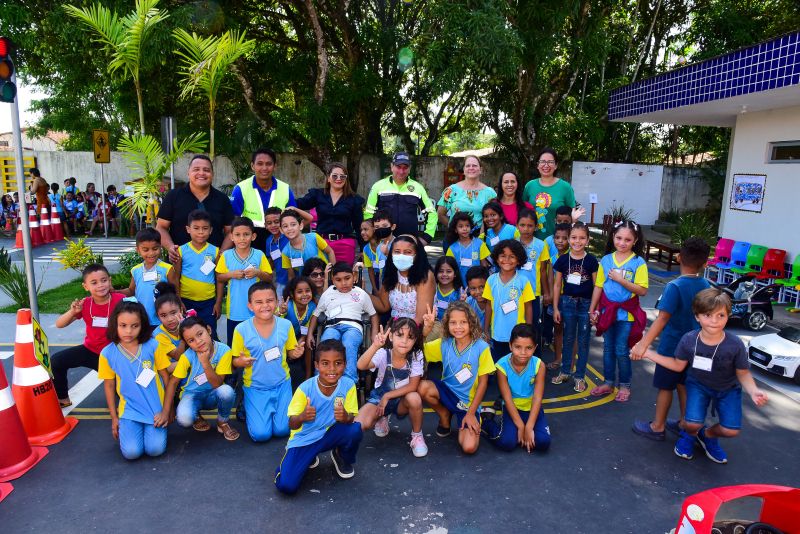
[61,371,102,416]
[0,351,13,360]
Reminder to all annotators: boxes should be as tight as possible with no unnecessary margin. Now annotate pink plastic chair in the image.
[705,238,735,282]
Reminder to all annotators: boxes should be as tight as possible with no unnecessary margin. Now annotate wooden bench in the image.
[645,238,680,271]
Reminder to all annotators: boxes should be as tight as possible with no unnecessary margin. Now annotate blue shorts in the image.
[366,394,407,419]
[684,375,742,430]
[652,363,686,390]
[431,379,479,427]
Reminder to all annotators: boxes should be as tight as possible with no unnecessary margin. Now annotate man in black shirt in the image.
[156,155,234,262]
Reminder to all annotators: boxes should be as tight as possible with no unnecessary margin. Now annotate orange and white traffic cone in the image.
[39,204,54,243]
[0,482,13,502]
[50,205,64,241]
[0,364,48,482]
[12,309,78,445]
[27,206,42,248]
[14,215,23,249]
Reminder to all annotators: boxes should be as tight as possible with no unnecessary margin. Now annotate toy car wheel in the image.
[745,310,768,331]
[794,368,800,386]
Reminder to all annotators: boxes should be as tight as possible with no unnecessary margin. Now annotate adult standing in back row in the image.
[231,147,298,252]
[364,152,437,245]
[522,147,576,239]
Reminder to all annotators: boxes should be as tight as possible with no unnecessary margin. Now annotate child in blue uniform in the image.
[428,255,464,341]
[98,300,170,460]
[516,208,550,353]
[634,289,768,464]
[231,282,304,442]
[265,207,290,298]
[544,222,574,371]
[274,339,362,494]
[483,239,535,361]
[481,324,550,452]
[160,316,240,441]
[589,220,649,402]
[446,212,490,286]
[420,301,495,454]
[363,209,395,293]
[355,318,427,457]
[465,266,489,329]
[153,282,185,374]
[215,217,273,344]
[480,201,519,254]
[175,210,220,339]
[126,228,175,327]
[631,238,711,440]
[283,276,317,390]
[280,209,335,280]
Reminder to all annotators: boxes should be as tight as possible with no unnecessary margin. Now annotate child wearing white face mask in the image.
[369,234,436,328]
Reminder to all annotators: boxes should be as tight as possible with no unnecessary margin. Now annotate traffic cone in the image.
[39,204,54,243]
[12,309,78,445]
[50,205,64,241]
[14,215,23,249]
[0,364,48,482]
[28,206,42,248]
[0,482,13,502]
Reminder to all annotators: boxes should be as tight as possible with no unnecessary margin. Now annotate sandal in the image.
[546,361,562,371]
[573,378,587,392]
[615,387,631,402]
[58,398,73,408]
[590,384,613,396]
[551,372,571,385]
[192,416,211,432]
[217,422,240,441]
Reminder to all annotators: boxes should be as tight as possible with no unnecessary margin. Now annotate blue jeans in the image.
[684,375,743,430]
[175,385,236,426]
[560,296,591,379]
[118,419,167,460]
[320,323,362,382]
[602,320,633,387]
[481,406,551,452]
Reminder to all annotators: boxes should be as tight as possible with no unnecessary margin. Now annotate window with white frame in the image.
[768,141,800,163]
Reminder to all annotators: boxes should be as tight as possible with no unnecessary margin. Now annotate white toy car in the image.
[747,326,800,384]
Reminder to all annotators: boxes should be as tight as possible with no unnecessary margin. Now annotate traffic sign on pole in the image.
[92,129,111,164]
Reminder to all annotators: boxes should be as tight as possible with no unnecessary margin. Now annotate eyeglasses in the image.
[309,272,325,278]
[538,160,556,166]
[330,174,348,181]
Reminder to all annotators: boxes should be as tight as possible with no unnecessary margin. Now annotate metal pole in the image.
[9,72,39,320]
[99,163,108,238]
[168,119,175,190]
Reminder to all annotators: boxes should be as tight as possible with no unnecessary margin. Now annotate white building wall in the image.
[720,105,800,258]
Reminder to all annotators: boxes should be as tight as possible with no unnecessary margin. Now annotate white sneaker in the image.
[410,433,428,458]
[374,416,390,438]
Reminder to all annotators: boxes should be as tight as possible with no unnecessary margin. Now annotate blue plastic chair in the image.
[715,241,751,283]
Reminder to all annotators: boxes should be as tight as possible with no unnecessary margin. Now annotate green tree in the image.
[173,29,256,159]
[64,0,169,135]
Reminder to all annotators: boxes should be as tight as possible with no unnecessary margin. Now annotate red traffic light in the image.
[0,37,11,57]
[0,36,16,103]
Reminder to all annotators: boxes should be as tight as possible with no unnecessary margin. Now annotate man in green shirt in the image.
[364,152,437,244]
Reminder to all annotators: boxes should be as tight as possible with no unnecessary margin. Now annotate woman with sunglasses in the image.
[296,162,365,265]
[522,147,576,240]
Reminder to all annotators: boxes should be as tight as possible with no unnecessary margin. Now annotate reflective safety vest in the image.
[239,176,290,227]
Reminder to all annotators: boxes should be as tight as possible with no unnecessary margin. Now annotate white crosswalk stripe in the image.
[32,238,137,264]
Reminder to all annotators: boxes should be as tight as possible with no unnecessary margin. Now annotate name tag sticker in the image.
[501,300,517,314]
[437,300,449,310]
[567,273,582,285]
[454,367,473,384]
[92,316,109,328]
[460,258,473,267]
[395,377,410,388]
[135,368,156,388]
[270,249,281,260]
[375,260,385,269]
[290,257,304,268]
[522,261,533,271]
[693,356,713,372]
[264,347,281,361]
[200,260,215,275]
[489,236,499,246]
[194,372,208,385]
[300,326,309,336]
[143,271,157,282]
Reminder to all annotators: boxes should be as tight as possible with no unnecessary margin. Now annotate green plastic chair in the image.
[776,253,800,301]
[730,244,768,276]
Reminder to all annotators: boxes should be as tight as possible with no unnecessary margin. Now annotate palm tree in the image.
[173,29,256,159]
[117,132,207,223]
[65,0,169,134]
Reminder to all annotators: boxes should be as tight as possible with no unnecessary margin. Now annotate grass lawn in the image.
[0,272,132,314]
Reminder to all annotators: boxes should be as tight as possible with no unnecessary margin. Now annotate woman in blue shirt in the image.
[296,162,365,266]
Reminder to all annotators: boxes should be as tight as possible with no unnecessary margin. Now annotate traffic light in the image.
[0,36,16,104]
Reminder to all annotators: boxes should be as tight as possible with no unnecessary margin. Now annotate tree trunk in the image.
[209,99,216,160]
[135,78,145,135]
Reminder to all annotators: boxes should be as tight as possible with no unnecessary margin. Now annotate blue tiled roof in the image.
[609,31,800,121]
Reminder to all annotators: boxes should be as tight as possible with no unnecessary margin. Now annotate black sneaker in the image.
[309,455,320,469]
[330,448,354,479]
[435,425,451,437]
